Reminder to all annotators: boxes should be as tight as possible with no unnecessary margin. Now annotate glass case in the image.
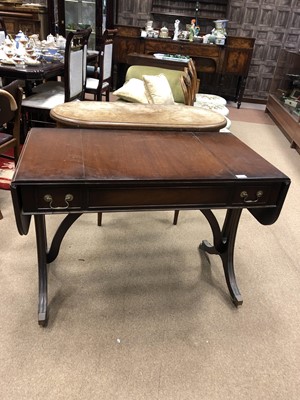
[64,0,103,49]
[269,49,300,122]
[266,48,300,153]
[48,0,109,49]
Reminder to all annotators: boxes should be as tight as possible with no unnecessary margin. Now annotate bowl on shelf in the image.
[77,23,91,30]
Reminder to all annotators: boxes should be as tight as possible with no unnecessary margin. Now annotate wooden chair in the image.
[181,67,194,106]
[188,59,200,103]
[85,29,117,101]
[21,29,91,133]
[0,80,23,164]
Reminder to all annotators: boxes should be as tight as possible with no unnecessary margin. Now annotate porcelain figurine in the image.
[173,19,180,41]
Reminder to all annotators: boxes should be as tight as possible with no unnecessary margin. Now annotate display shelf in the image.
[266,49,300,153]
[151,11,223,21]
[151,0,228,34]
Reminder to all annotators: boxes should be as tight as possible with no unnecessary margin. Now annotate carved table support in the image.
[34,213,82,326]
[199,208,243,306]
[34,215,48,326]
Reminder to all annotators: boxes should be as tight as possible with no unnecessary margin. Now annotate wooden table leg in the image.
[199,208,243,306]
[47,213,82,263]
[34,215,49,326]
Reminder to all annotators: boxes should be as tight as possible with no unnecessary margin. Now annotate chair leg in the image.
[13,145,20,164]
[97,212,102,226]
[173,210,180,225]
[21,110,30,141]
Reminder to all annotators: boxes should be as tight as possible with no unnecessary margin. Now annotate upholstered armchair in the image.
[113,65,192,105]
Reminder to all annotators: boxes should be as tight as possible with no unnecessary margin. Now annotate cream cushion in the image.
[143,73,175,105]
[113,78,149,104]
[126,66,185,103]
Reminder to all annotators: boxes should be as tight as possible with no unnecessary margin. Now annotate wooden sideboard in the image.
[0,3,48,40]
[113,25,255,108]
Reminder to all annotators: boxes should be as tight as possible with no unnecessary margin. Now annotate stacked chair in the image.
[21,28,91,133]
[85,29,117,101]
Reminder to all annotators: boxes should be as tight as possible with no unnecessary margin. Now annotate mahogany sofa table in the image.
[11,128,290,326]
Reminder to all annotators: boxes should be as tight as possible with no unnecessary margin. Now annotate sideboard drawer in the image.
[144,39,221,58]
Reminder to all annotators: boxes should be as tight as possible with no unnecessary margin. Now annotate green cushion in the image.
[126,66,185,104]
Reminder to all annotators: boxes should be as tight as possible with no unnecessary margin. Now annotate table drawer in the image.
[87,186,231,209]
[21,187,84,212]
[231,184,282,206]
[18,182,285,213]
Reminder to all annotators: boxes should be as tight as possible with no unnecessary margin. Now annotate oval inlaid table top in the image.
[50,101,227,131]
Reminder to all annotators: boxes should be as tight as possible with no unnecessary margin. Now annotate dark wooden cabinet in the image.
[0,2,48,39]
[114,25,255,107]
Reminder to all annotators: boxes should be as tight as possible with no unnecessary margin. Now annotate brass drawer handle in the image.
[44,194,74,210]
[240,190,263,203]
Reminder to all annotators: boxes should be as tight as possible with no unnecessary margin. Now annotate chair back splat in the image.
[85,29,117,101]
[64,29,92,101]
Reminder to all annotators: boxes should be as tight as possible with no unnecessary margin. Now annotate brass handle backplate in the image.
[240,190,263,203]
[44,194,74,210]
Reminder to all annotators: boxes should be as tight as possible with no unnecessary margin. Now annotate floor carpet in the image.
[0,105,299,400]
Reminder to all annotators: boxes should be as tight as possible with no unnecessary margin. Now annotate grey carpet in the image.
[0,118,299,399]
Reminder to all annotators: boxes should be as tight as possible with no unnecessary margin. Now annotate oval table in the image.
[50,101,227,131]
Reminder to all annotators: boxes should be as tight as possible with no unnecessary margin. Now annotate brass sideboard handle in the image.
[240,190,263,203]
[44,194,74,210]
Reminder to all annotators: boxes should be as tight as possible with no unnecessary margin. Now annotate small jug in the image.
[46,33,55,45]
[56,35,66,49]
